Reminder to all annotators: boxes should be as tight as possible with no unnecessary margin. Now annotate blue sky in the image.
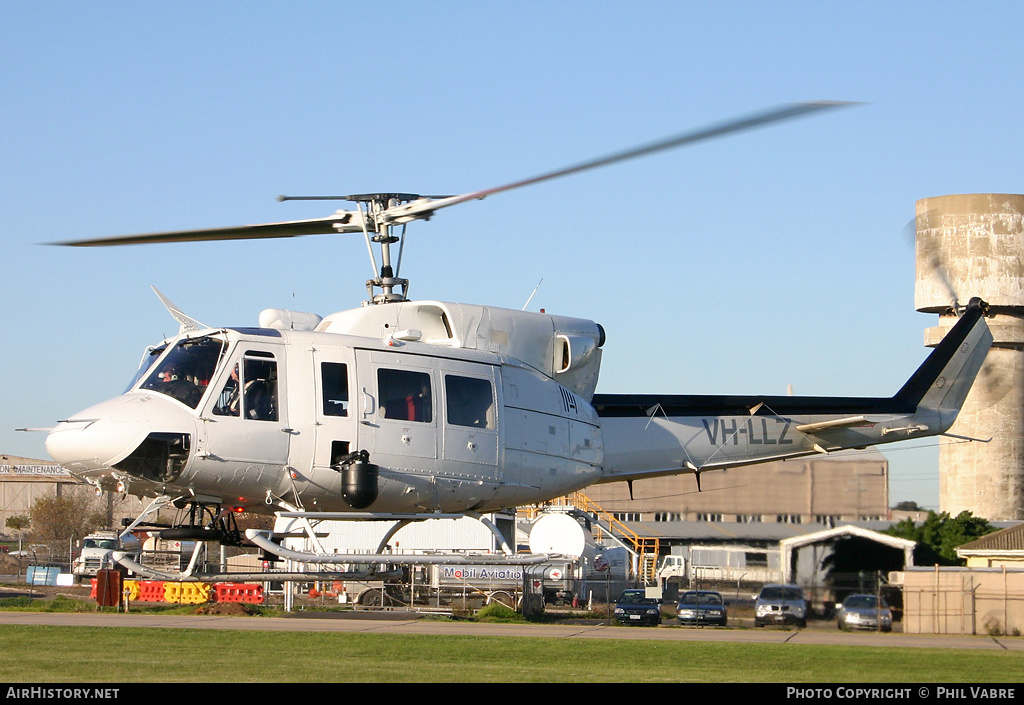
[3,1,1022,509]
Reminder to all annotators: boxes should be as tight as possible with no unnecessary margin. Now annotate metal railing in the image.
[537,492,661,585]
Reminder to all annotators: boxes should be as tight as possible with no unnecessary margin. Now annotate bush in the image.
[474,602,525,623]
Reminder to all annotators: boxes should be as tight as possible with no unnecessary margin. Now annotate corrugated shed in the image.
[957,522,1024,553]
[621,520,823,543]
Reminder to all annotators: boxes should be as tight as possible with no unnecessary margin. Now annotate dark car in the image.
[675,590,727,626]
[613,589,662,626]
[836,594,892,632]
[754,583,808,627]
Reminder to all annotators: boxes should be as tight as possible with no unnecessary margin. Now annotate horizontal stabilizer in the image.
[795,416,871,434]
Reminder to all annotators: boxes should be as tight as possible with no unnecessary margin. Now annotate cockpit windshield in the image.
[124,344,167,394]
[139,336,227,408]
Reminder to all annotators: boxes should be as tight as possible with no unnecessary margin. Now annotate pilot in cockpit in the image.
[155,364,203,407]
[212,364,240,417]
[212,362,275,420]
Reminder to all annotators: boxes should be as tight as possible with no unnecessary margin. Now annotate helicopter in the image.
[40,102,994,578]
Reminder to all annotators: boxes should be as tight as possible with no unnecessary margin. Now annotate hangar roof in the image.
[621,520,808,543]
[780,524,915,552]
[957,522,1024,556]
[619,519,903,545]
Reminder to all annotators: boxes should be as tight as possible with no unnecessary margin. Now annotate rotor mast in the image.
[279,192,428,305]
[364,194,410,305]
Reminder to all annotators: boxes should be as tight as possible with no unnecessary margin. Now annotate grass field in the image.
[2,624,1023,683]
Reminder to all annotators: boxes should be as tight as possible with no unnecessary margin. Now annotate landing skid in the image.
[162,499,244,545]
[111,493,263,581]
[117,494,244,543]
[113,507,559,582]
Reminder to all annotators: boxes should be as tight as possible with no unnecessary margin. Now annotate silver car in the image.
[754,583,808,627]
[836,594,892,632]
[676,590,728,627]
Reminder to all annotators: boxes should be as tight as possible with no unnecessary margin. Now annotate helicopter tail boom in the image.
[591,299,993,484]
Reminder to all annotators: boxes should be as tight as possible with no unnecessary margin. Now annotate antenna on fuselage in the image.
[522,279,544,311]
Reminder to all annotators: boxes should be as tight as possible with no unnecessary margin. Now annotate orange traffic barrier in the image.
[137,581,166,602]
[214,582,264,604]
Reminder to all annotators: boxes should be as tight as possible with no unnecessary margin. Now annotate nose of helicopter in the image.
[46,394,191,472]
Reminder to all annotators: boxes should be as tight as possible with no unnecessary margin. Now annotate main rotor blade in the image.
[50,211,366,247]
[51,101,855,246]
[382,101,858,223]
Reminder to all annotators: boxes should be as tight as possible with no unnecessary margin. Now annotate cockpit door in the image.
[196,345,290,470]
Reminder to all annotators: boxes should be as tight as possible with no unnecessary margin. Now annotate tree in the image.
[885,510,997,565]
[29,494,106,543]
[5,515,30,551]
[5,515,30,534]
[894,500,924,512]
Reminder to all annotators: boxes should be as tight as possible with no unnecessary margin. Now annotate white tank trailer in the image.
[276,511,623,609]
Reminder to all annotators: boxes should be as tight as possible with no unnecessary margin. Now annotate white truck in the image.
[72,530,141,581]
[656,554,687,602]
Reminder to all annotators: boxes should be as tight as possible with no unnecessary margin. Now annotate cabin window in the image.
[321,362,349,417]
[444,375,494,429]
[141,336,225,409]
[378,368,432,423]
[212,353,279,421]
[242,357,278,421]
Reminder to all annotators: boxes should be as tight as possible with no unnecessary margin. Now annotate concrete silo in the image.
[915,193,1024,521]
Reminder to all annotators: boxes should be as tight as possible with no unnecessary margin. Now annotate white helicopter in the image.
[41,102,993,578]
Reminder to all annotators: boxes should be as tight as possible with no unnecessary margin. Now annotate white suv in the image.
[754,583,808,628]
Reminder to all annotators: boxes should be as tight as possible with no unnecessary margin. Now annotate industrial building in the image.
[580,451,889,526]
[0,455,145,536]
[1,455,83,529]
